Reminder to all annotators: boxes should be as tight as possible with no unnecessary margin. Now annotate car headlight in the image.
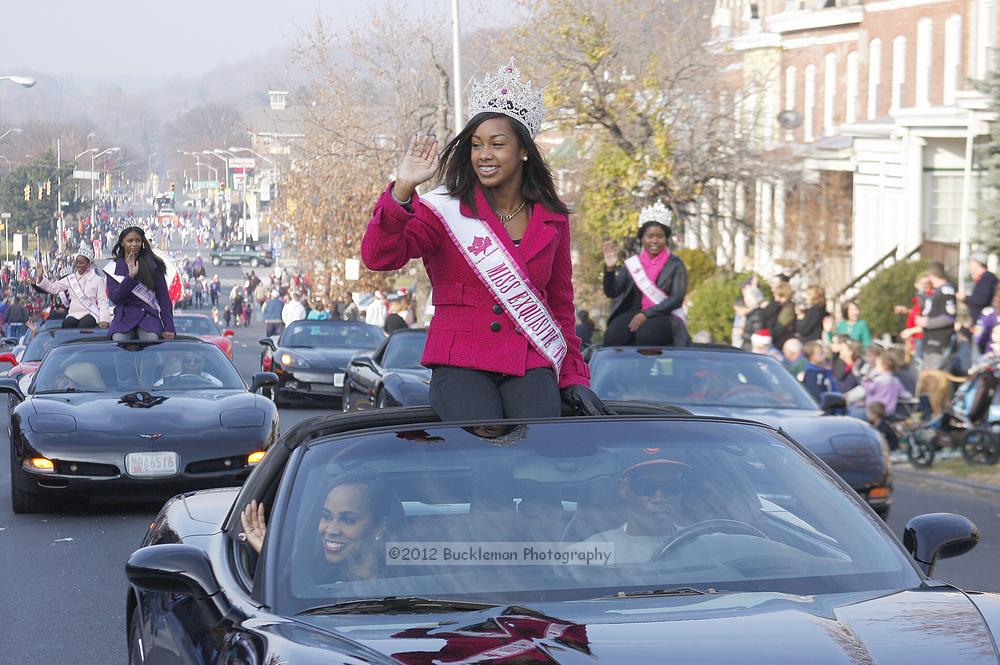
[220,408,266,429]
[278,352,310,368]
[27,414,78,433]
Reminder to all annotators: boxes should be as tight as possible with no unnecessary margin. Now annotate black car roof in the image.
[274,402,740,452]
[590,343,752,355]
[57,335,208,346]
[387,328,427,336]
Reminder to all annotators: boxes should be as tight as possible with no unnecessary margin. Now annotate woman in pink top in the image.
[362,59,607,421]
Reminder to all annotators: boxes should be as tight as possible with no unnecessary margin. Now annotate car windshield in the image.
[271,419,917,614]
[380,332,427,369]
[32,342,245,393]
[591,350,819,410]
[280,322,384,349]
[173,317,220,336]
[23,329,109,363]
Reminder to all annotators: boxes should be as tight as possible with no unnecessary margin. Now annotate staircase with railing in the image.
[834,244,921,304]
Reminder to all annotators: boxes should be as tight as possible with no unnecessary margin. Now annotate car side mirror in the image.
[0,352,18,366]
[126,544,239,623]
[903,513,979,577]
[3,337,19,346]
[258,337,276,350]
[251,372,278,392]
[223,329,235,337]
[0,376,25,402]
[818,391,846,414]
[352,355,375,370]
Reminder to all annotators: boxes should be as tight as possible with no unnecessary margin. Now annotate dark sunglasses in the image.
[628,477,687,497]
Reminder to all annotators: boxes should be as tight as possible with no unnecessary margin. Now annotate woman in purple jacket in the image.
[106,226,175,341]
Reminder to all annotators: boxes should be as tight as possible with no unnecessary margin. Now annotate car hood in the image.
[29,390,261,429]
[279,347,364,369]
[292,589,998,664]
[684,406,877,456]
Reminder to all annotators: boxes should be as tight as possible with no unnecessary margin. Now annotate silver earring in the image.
[522,156,528,161]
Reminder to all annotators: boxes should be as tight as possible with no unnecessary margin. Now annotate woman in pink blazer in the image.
[362,61,607,421]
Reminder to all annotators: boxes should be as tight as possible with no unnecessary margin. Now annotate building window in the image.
[805,64,816,141]
[891,36,906,111]
[824,54,837,134]
[785,66,797,111]
[916,19,933,107]
[944,15,963,105]
[868,39,882,119]
[846,52,859,124]
[268,90,288,111]
[924,171,979,242]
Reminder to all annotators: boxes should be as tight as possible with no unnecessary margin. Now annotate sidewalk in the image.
[893,458,1000,494]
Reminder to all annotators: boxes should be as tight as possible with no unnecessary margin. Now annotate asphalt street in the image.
[0,260,998,663]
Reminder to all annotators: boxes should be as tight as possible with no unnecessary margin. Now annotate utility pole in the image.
[452,0,463,131]
[56,138,63,253]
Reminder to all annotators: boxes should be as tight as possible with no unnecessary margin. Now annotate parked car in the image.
[259,320,384,406]
[210,242,273,267]
[343,328,429,411]
[173,313,235,360]
[588,345,893,517]
[125,406,988,664]
[0,337,278,513]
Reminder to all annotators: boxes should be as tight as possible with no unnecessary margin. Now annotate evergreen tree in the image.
[976,69,1000,253]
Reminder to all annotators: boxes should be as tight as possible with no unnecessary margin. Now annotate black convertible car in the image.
[589,345,893,517]
[0,337,279,513]
[259,319,384,406]
[343,328,429,411]
[126,407,992,664]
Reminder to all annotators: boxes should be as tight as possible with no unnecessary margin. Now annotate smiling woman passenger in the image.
[602,202,691,347]
[361,58,609,420]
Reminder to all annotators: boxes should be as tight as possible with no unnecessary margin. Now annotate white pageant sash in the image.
[624,255,687,323]
[420,188,566,375]
[67,272,102,319]
[103,261,160,313]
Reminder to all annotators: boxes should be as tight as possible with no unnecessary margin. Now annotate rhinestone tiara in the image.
[638,201,673,228]
[467,58,545,138]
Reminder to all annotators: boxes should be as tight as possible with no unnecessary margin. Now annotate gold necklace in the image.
[496,200,526,224]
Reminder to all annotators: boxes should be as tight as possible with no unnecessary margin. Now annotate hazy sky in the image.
[1,0,496,80]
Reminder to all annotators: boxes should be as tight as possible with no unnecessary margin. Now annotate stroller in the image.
[894,363,1000,467]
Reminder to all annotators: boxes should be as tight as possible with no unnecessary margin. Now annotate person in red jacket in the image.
[362,58,608,420]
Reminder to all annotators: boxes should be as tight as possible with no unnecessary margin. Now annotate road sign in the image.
[228,157,256,169]
[0,213,10,219]
[191,180,217,190]
[73,170,99,181]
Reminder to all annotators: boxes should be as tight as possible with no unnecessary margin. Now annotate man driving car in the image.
[584,459,689,564]
[153,350,223,388]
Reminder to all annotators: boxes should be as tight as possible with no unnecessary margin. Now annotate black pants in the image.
[604,309,686,346]
[62,314,98,329]
[429,366,560,420]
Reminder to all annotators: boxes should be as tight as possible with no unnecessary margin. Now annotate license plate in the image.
[126,452,179,478]
[333,373,345,387]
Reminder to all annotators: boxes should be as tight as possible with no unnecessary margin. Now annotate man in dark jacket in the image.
[917,262,957,371]
[960,252,997,323]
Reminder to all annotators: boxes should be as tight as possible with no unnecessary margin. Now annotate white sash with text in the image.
[420,188,566,375]
[67,272,102,320]
[624,255,687,323]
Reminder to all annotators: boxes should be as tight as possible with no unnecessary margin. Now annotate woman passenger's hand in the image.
[628,312,647,332]
[602,240,619,269]
[126,253,139,278]
[162,332,175,340]
[394,132,439,202]
[240,500,267,554]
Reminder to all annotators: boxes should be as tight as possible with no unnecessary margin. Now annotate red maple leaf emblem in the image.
[467,236,492,255]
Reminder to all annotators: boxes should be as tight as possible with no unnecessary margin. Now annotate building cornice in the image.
[766,5,863,34]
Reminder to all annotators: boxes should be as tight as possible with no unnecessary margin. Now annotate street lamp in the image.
[229,145,279,200]
[78,147,119,202]
[0,76,36,88]
[0,128,23,142]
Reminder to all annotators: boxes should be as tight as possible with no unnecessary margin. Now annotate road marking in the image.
[53,537,74,543]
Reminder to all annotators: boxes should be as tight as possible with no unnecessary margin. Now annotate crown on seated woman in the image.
[111,217,144,239]
[467,58,546,139]
[638,201,673,228]
[75,239,95,262]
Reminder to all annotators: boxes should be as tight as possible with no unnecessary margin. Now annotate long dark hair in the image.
[436,112,570,217]
[112,226,166,290]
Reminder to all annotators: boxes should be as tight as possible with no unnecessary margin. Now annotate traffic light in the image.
[170,183,176,192]
[45,180,52,196]
[219,180,226,192]
[23,184,30,201]
[37,184,43,200]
